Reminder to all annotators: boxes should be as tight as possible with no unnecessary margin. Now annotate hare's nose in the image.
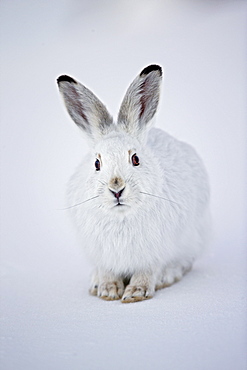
[109,187,125,200]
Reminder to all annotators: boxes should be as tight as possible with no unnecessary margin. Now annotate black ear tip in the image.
[57,75,77,84]
[140,65,162,77]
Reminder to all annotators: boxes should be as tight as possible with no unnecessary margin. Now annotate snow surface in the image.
[0,1,246,369]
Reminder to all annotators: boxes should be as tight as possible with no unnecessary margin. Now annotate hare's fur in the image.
[57,65,210,303]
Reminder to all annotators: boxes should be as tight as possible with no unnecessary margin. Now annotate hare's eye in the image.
[132,154,140,166]
[95,159,100,171]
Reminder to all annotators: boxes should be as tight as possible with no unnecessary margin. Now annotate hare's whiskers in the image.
[140,191,179,206]
[98,180,107,186]
[58,195,99,210]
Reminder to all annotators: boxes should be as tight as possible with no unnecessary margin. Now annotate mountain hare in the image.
[57,65,210,303]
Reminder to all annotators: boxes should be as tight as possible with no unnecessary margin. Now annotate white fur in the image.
[57,66,210,303]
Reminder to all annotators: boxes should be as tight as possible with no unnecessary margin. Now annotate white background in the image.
[0,1,246,369]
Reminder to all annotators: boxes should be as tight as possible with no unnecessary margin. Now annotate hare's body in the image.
[57,65,210,302]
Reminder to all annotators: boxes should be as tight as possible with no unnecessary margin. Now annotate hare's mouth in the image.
[112,202,130,211]
[116,203,125,207]
[116,201,125,207]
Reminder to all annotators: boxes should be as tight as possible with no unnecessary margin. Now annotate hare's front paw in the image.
[89,271,124,300]
[98,280,124,301]
[121,272,155,303]
[122,285,154,303]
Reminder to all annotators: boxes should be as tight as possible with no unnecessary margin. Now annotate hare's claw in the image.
[121,285,153,303]
[98,281,124,301]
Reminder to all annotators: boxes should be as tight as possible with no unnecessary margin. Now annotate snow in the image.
[0,1,246,369]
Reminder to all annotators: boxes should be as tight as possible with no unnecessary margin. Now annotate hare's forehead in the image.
[95,135,139,156]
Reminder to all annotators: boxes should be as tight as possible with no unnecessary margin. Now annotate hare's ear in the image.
[117,65,162,139]
[57,75,113,143]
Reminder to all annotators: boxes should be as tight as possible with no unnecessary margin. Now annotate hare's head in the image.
[57,65,163,215]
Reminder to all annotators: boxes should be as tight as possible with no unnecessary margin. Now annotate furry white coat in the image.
[57,65,210,303]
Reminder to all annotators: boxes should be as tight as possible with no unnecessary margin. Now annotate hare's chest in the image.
[82,213,166,273]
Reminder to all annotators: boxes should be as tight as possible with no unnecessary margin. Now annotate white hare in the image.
[57,65,210,303]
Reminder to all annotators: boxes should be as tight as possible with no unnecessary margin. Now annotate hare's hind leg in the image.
[155,263,192,290]
[89,269,100,296]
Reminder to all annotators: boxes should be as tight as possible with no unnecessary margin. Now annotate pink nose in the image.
[109,187,125,200]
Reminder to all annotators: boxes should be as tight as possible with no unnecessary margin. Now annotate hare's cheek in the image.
[99,187,113,203]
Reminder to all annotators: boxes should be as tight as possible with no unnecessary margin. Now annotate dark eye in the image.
[132,153,140,166]
[95,159,100,171]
